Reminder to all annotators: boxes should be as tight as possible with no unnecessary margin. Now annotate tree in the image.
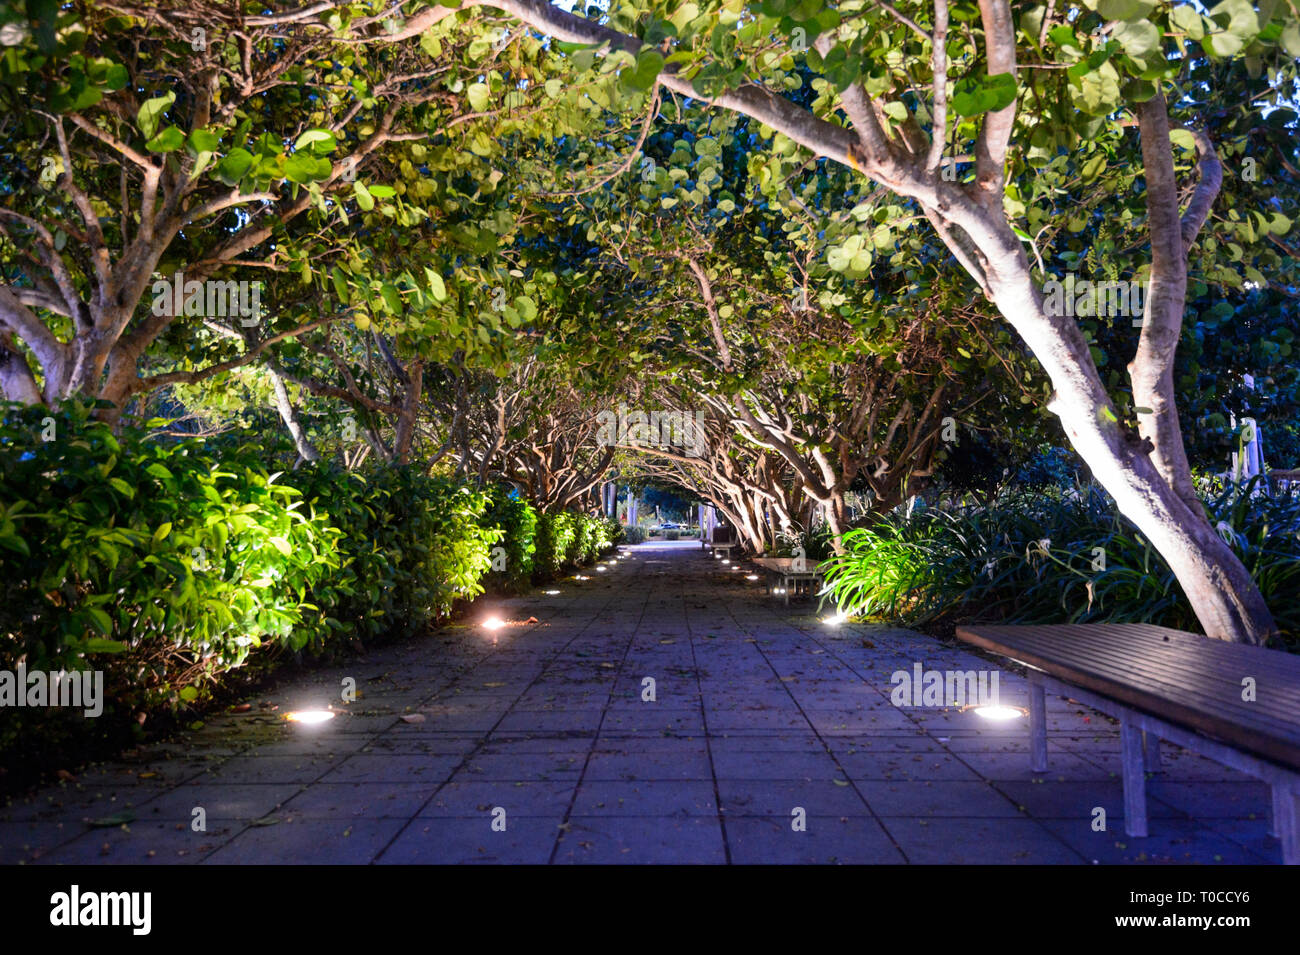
[392,0,1296,643]
[0,0,560,422]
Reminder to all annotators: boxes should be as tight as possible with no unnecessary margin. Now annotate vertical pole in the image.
[1028,671,1048,773]
[1121,717,1149,837]
[1273,784,1298,863]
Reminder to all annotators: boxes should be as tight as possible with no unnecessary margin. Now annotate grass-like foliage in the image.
[821,480,1300,649]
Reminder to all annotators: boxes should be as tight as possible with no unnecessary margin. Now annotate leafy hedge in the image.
[820,481,1300,648]
[0,404,343,769]
[480,484,538,593]
[0,404,608,778]
[290,466,499,644]
[533,510,620,579]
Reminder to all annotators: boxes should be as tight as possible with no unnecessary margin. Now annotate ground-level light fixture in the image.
[824,610,849,625]
[545,590,561,595]
[286,709,335,725]
[746,574,759,581]
[974,705,1026,721]
[575,574,590,581]
[482,616,506,632]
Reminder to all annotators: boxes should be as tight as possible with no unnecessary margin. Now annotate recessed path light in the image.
[286,710,335,725]
[974,705,1025,721]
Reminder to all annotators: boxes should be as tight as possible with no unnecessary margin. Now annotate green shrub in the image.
[532,511,618,579]
[665,529,680,541]
[534,510,575,579]
[0,402,504,776]
[292,466,498,643]
[821,481,1300,648]
[0,402,341,768]
[480,485,538,592]
[622,524,646,544]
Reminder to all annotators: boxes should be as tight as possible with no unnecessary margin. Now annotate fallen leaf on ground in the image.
[400,713,426,723]
[90,811,135,827]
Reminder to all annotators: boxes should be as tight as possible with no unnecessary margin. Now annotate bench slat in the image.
[1018,625,1300,709]
[955,623,1300,771]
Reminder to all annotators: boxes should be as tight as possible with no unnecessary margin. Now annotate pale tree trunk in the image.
[269,369,321,464]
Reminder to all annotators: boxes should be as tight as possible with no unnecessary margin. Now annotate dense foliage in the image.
[821,480,1300,648]
[0,402,612,775]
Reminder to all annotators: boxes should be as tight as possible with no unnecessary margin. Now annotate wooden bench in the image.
[703,525,737,559]
[751,557,824,606]
[956,622,1300,865]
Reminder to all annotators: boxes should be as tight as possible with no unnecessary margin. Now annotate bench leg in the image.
[1028,674,1048,773]
[1273,784,1299,863]
[1120,717,1149,838]
[1142,731,1162,773]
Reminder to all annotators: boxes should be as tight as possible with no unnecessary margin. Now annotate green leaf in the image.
[332,266,350,302]
[294,129,336,153]
[108,477,135,499]
[1283,22,1300,57]
[137,92,175,140]
[85,608,114,637]
[622,50,664,92]
[424,268,448,301]
[145,126,186,153]
[83,637,127,654]
[284,152,331,184]
[214,148,255,186]
[951,72,1017,117]
[1172,5,1206,41]
[353,180,375,211]
[381,283,403,314]
[189,129,220,153]
[1090,0,1154,20]
[467,82,492,112]
[90,811,136,827]
[153,522,172,543]
[179,685,199,702]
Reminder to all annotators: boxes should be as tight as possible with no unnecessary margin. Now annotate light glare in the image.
[975,705,1024,721]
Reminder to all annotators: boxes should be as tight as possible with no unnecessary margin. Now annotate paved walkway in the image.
[1,541,1283,864]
